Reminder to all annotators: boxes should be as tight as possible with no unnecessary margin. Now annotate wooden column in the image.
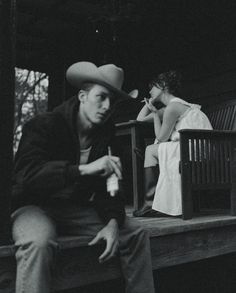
[0,0,16,244]
[48,49,66,110]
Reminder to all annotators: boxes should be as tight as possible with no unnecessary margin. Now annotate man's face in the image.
[79,84,115,125]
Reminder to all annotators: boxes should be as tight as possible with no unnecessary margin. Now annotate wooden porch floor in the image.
[1,209,236,292]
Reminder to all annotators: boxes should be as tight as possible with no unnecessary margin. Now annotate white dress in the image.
[152,98,213,216]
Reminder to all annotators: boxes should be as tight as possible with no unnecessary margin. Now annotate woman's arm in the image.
[157,102,186,141]
[147,101,185,142]
[137,102,165,123]
[136,103,152,121]
[153,111,162,138]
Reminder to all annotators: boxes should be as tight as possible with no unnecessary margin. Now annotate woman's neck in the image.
[160,93,178,106]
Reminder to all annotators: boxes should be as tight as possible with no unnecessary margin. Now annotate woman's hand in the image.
[144,98,158,113]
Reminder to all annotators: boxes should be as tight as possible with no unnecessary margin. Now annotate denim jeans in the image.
[12,204,155,293]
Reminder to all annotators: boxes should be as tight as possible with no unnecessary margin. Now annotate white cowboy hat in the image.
[66,61,131,100]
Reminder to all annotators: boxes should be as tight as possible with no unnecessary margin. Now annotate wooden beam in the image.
[0,0,16,244]
[48,48,66,110]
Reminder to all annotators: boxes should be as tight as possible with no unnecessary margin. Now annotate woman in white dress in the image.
[133,71,212,217]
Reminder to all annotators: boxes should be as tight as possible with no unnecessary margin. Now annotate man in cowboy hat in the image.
[11,62,155,293]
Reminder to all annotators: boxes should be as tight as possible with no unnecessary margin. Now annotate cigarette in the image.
[108,146,112,156]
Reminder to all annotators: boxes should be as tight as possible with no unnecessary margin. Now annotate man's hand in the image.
[79,155,122,179]
[88,219,119,263]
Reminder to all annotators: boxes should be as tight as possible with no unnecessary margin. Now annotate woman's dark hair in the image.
[149,70,182,95]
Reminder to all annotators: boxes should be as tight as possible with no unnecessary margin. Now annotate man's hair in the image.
[80,82,96,92]
[149,70,182,95]
[80,82,115,100]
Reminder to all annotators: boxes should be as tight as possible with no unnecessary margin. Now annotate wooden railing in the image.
[180,130,236,219]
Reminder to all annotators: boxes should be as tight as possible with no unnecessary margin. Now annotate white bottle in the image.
[107,173,119,197]
[106,147,119,197]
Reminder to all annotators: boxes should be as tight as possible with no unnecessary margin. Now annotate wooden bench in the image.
[180,98,236,219]
[1,213,236,292]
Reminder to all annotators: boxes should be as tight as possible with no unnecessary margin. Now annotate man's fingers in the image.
[110,156,122,171]
[110,155,120,163]
[109,159,122,179]
[107,242,118,260]
[99,155,122,179]
[99,239,113,263]
[100,163,113,177]
[99,241,118,263]
[88,234,101,246]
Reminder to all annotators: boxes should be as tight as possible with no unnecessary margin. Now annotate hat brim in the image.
[66,63,131,100]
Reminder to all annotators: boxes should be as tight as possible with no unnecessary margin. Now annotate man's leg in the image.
[12,205,58,293]
[119,217,155,293]
[51,205,155,293]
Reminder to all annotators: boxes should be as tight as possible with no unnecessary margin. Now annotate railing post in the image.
[0,0,16,244]
[180,131,193,220]
[230,136,236,216]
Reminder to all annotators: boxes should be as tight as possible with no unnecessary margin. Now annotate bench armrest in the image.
[179,129,236,140]
[179,129,236,163]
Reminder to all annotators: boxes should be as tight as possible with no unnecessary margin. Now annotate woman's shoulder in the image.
[163,98,192,121]
[169,97,190,105]
[166,98,189,111]
[162,101,184,121]
[170,97,202,109]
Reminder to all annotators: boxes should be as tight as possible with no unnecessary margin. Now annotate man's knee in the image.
[121,217,150,242]
[12,205,57,251]
[29,233,57,251]
[134,224,150,243]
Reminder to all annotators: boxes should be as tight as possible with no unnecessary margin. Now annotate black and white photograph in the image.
[1,1,236,292]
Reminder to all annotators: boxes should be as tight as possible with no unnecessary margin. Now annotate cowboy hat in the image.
[66,61,131,100]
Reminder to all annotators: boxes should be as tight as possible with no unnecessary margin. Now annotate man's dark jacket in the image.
[12,96,125,226]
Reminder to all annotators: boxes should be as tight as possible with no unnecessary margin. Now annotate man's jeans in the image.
[12,204,155,293]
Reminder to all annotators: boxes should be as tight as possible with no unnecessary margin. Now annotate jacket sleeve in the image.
[13,114,78,196]
[93,188,126,227]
